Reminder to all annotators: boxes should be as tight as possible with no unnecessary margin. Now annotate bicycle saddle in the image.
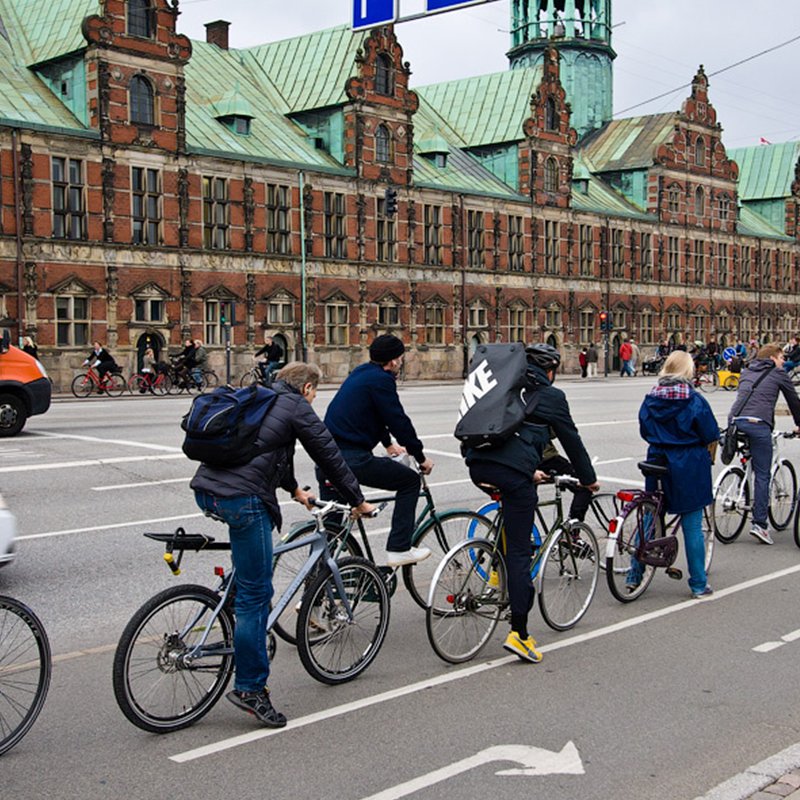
[637,461,669,477]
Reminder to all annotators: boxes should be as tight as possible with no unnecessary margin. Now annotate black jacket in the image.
[190,381,364,528]
[729,358,800,429]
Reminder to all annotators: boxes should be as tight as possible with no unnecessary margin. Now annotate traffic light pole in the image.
[603,329,609,378]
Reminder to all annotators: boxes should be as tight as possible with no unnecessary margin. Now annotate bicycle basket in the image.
[639,535,678,568]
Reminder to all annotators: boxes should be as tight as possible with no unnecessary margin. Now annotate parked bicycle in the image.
[112,499,389,733]
[70,365,127,397]
[0,596,51,755]
[425,474,600,664]
[712,429,797,543]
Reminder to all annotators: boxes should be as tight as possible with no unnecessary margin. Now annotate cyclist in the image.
[637,350,718,598]
[783,335,800,373]
[464,344,598,663]
[318,334,434,567]
[82,341,117,387]
[728,343,800,545]
[192,339,208,388]
[190,362,374,728]
[255,336,282,383]
[174,338,196,389]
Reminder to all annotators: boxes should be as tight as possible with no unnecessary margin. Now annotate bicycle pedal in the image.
[665,567,683,580]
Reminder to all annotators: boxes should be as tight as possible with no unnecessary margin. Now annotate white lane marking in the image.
[0,453,185,474]
[782,628,800,642]
[32,430,182,452]
[169,562,800,763]
[752,627,800,652]
[92,477,190,491]
[424,448,462,459]
[594,458,633,466]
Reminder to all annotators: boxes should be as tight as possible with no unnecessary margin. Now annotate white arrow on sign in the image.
[358,742,584,800]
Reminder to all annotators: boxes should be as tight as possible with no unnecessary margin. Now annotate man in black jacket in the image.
[464,343,598,663]
[191,362,373,727]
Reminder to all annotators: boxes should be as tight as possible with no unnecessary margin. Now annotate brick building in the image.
[0,0,798,389]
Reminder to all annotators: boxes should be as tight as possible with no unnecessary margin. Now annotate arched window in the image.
[130,76,155,125]
[127,0,153,38]
[375,53,393,96]
[375,124,391,163]
[544,157,559,193]
[545,96,558,131]
[695,186,705,218]
[695,136,705,167]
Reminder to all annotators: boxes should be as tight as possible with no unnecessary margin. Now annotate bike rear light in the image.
[608,519,618,533]
[446,594,455,604]
[616,490,635,502]
[214,566,225,577]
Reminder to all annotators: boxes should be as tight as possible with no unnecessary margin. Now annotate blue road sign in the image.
[723,347,736,361]
[426,0,489,14]
[353,0,397,31]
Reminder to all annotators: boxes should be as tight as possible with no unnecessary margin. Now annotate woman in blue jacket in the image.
[636,351,719,598]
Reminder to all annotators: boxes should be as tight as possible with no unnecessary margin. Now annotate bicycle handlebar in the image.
[309,498,388,519]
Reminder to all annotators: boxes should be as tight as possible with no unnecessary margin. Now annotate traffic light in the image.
[599,310,613,332]
[384,187,398,218]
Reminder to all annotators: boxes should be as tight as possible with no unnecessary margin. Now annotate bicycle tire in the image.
[128,375,149,394]
[0,597,51,756]
[702,505,714,571]
[698,372,718,393]
[104,373,128,397]
[239,370,259,388]
[202,371,220,391]
[538,523,599,631]
[70,373,93,398]
[768,458,798,531]
[606,499,661,602]
[112,585,234,733]
[296,557,389,685]
[271,519,363,646]
[153,374,172,396]
[712,467,749,543]
[586,492,620,572]
[723,374,739,391]
[403,510,494,610]
[426,538,505,664]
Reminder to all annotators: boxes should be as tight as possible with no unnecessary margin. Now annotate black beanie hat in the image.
[369,334,405,363]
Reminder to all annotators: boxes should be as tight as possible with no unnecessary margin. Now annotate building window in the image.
[640,309,654,344]
[424,204,442,266]
[508,306,525,343]
[375,125,391,163]
[203,176,229,249]
[127,0,153,38]
[324,192,347,259]
[667,309,681,331]
[376,197,396,262]
[52,157,86,240]
[668,236,679,282]
[694,240,704,284]
[130,75,155,126]
[375,53,393,95]
[134,297,164,323]
[544,157,558,193]
[377,300,400,329]
[544,220,559,274]
[579,310,594,344]
[718,243,729,287]
[545,304,561,329]
[762,249,773,290]
[267,183,291,255]
[782,251,792,291]
[695,136,705,167]
[718,193,731,222]
[611,229,624,278]
[131,166,160,245]
[204,299,233,346]
[56,295,89,346]
[667,185,680,215]
[692,314,705,343]
[468,304,487,329]
[508,215,524,271]
[268,298,294,325]
[695,186,704,218]
[579,225,594,276]
[741,245,752,287]
[325,302,349,345]
[467,210,484,268]
[613,309,626,332]
[640,232,652,281]
[545,96,558,131]
[424,303,445,345]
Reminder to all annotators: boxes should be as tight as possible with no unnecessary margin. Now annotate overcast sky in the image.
[175,0,800,148]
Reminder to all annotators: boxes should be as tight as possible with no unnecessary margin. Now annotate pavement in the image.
[696,746,800,800]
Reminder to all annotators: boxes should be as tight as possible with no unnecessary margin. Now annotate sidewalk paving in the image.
[695,745,800,800]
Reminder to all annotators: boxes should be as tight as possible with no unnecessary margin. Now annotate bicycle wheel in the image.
[724,374,739,391]
[128,375,148,394]
[702,505,714,571]
[698,372,718,393]
[296,557,390,685]
[586,492,620,572]
[70,373,93,398]
[538,523,599,631]
[0,597,51,756]
[112,585,234,733]
[202,371,220,390]
[239,370,259,388]
[271,520,363,646]
[153,374,172,396]
[403,511,494,610]
[769,459,798,531]
[104,373,128,397]
[426,538,505,664]
[712,467,749,543]
[606,499,661,602]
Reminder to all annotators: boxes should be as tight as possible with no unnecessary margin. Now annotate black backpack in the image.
[181,384,277,468]
[454,343,533,449]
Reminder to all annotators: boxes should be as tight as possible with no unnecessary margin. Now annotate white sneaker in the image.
[384,546,432,567]
[750,524,774,545]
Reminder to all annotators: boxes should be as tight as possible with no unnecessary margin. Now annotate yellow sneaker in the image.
[487,569,500,589]
[503,630,543,663]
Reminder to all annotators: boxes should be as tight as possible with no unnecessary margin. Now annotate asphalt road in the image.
[1,377,799,800]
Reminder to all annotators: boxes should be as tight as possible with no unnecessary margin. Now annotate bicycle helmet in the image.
[525,343,561,371]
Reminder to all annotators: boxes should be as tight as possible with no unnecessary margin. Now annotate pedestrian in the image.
[619,339,633,377]
[586,342,598,378]
[319,334,434,566]
[579,347,588,378]
[728,343,800,545]
[22,336,38,360]
[636,351,719,598]
[190,362,375,727]
[629,338,640,376]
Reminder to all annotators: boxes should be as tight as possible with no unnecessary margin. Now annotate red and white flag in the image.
[759,137,771,145]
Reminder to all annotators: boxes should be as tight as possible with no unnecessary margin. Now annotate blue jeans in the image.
[194,491,274,693]
[734,419,772,528]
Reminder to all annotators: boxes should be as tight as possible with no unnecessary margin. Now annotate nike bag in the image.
[181,384,277,468]
[454,343,530,449]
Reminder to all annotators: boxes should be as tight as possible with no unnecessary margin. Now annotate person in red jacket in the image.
[619,340,634,377]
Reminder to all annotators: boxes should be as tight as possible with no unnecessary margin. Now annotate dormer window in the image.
[128,0,153,38]
[130,75,155,126]
[375,124,391,163]
[220,116,251,136]
[375,53,393,95]
[545,96,558,131]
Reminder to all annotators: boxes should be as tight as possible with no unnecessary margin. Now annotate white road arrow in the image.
[358,742,584,800]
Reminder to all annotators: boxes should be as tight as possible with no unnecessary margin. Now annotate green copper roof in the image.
[728,142,800,201]
[415,67,542,148]
[737,204,793,241]
[579,113,676,172]
[571,159,652,221]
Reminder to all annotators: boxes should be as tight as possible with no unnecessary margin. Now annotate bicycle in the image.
[692,364,718,393]
[712,429,797,543]
[0,596,52,755]
[605,461,715,602]
[112,500,389,733]
[70,365,127,397]
[239,363,272,388]
[425,475,600,664]
[271,471,492,644]
[128,369,173,395]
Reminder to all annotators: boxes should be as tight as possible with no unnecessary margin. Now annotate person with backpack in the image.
[190,362,374,728]
[319,334,434,567]
[462,344,598,663]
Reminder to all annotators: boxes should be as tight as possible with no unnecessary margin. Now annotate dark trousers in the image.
[734,419,773,527]
[317,448,421,551]
[468,462,536,631]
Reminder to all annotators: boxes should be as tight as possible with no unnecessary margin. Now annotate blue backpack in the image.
[181,384,277,468]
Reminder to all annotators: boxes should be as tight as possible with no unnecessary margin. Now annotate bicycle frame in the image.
[606,488,679,565]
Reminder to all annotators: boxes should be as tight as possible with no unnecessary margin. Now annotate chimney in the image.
[205,20,230,50]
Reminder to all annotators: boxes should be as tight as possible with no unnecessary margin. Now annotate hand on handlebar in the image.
[418,458,434,475]
[583,481,601,493]
[292,487,316,510]
[351,500,377,518]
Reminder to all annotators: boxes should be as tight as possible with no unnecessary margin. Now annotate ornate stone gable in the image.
[198,283,241,301]
[128,280,172,299]
[47,275,98,295]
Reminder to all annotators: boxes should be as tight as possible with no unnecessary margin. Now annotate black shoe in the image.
[226,688,287,728]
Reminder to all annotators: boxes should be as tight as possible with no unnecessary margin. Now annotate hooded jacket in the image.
[728,358,800,429]
[639,378,719,514]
